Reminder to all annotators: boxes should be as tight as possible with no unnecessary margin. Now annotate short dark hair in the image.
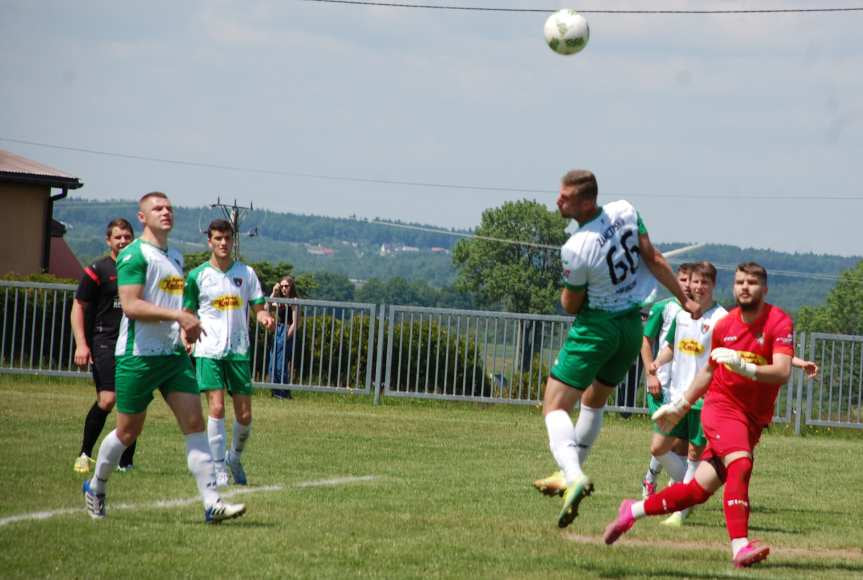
[561,169,598,201]
[690,261,717,284]
[105,218,133,238]
[736,261,767,285]
[207,219,234,239]
[676,262,692,274]
[139,191,169,208]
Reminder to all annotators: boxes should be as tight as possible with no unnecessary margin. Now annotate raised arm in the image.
[638,233,701,319]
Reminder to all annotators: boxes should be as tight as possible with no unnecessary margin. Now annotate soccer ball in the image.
[544,9,590,56]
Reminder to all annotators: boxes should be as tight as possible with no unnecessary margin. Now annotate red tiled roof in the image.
[0,149,83,189]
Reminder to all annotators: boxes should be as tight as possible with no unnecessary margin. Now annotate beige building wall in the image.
[0,183,49,275]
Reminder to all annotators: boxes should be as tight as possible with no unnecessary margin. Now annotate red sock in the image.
[644,479,712,515]
[723,457,753,540]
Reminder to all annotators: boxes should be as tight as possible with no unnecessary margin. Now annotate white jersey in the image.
[664,302,728,406]
[183,261,265,360]
[561,200,658,315]
[643,297,682,387]
[115,239,186,357]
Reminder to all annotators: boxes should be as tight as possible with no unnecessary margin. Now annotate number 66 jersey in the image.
[560,200,658,315]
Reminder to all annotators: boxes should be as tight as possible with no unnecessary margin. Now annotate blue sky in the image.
[1,0,861,255]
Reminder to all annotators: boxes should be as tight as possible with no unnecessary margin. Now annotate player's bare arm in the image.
[652,344,673,371]
[119,284,204,342]
[638,233,702,319]
[253,303,276,333]
[640,337,662,395]
[792,356,819,379]
[70,299,92,366]
[560,286,585,315]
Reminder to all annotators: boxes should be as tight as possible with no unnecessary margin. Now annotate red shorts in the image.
[700,395,763,461]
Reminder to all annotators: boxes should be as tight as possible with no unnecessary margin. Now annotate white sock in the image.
[90,430,127,495]
[544,410,582,484]
[207,416,226,469]
[684,459,698,483]
[631,500,646,519]
[232,419,252,457]
[656,451,687,482]
[573,404,604,468]
[185,431,220,507]
[731,537,750,557]
[645,456,663,483]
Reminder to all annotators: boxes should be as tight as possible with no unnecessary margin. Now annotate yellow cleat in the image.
[74,453,94,475]
[660,511,686,527]
[557,474,594,528]
[533,471,567,497]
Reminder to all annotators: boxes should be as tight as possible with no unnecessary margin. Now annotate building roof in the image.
[0,149,83,189]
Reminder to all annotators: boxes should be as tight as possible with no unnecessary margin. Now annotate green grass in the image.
[1,374,862,578]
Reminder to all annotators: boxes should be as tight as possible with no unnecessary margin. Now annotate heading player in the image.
[72,219,137,474]
[184,219,275,487]
[532,169,701,528]
[82,192,246,524]
[603,262,792,568]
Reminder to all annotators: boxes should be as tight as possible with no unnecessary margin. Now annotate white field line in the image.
[0,475,380,528]
[564,533,863,561]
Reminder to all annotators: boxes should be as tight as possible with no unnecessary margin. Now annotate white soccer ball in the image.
[544,9,590,56]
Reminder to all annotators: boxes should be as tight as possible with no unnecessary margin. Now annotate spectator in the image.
[267,275,300,399]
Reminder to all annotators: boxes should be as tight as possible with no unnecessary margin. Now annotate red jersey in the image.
[707,303,794,426]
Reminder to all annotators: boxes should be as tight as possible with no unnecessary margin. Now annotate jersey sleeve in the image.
[248,268,265,306]
[636,212,648,235]
[183,271,200,312]
[642,301,665,339]
[75,263,101,302]
[560,245,587,290]
[770,312,795,357]
[116,245,147,286]
[662,316,677,346]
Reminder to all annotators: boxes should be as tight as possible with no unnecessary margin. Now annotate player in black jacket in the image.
[72,219,137,474]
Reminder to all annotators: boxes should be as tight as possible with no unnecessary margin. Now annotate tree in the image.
[796,260,863,335]
[452,199,568,315]
[452,199,569,370]
[310,272,356,302]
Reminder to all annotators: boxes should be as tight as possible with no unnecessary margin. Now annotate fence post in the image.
[794,332,805,435]
[373,304,386,406]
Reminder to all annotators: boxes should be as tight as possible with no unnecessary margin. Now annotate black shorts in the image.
[91,343,117,392]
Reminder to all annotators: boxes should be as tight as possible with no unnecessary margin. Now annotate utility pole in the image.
[210,197,257,259]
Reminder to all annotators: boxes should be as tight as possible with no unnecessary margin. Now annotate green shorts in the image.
[648,392,706,446]
[550,309,642,390]
[115,354,199,414]
[196,357,252,396]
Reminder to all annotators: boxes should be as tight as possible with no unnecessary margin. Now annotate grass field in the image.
[1,374,861,579]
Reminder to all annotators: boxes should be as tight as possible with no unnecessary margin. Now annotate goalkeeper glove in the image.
[651,397,691,432]
[711,347,757,380]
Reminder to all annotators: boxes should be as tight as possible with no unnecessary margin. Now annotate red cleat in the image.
[603,499,636,545]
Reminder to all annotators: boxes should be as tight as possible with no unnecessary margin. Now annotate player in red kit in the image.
[603,262,794,568]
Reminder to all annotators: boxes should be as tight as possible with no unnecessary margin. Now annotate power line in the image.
[4,137,862,201]
[300,0,863,15]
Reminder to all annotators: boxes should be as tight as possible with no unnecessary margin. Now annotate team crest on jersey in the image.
[233,277,243,287]
[756,333,765,346]
[158,276,185,295]
[212,294,241,311]
[677,338,704,355]
[702,323,711,333]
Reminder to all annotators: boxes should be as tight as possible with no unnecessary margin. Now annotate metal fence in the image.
[2,280,861,432]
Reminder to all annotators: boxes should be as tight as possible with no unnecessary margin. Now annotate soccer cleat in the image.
[204,500,246,524]
[641,479,656,500]
[226,451,247,486]
[116,463,134,473]
[215,469,230,488]
[533,471,567,497]
[660,511,685,527]
[74,453,94,475]
[603,499,636,545]
[733,541,770,568]
[82,479,106,519]
[557,475,594,528]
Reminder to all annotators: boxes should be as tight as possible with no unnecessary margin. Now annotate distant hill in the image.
[54,198,861,314]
